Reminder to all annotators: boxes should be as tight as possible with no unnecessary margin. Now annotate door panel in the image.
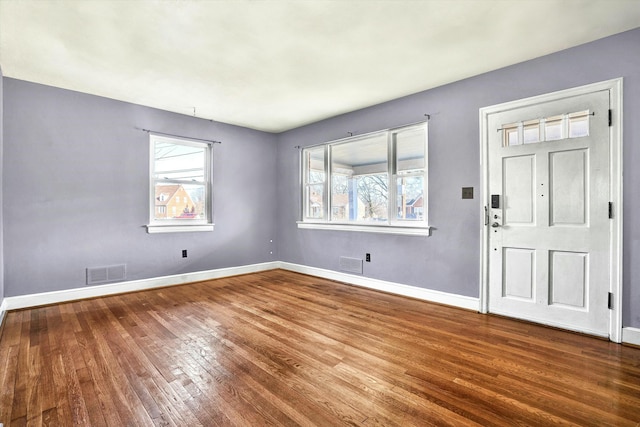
[487,90,610,336]
[549,251,587,309]
[503,156,535,225]
[503,248,535,300]
[550,150,588,226]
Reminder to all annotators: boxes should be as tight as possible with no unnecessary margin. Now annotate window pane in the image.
[331,134,388,222]
[356,174,388,221]
[331,134,387,169]
[396,127,426,173]
[523,120,540,144]
[305,147,325,184]
[331,173,349,221]
[569,111,589,138]
[503,124,519,146]
[154,182,206,220]
[154,142,205,181]
[306,184,324,219]
[397,175,424,220]
[545,116,563,141]
[395,126,425,221]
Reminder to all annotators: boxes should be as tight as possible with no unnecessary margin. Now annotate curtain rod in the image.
[136,127,222,144]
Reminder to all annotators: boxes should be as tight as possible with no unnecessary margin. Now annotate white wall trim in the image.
[2,262,279,311]
[4,261,638,344]
[297,222,431,236]
[278,262,479,311]
[0,298,7,331]
[622,327,640,347]
[1,261,478,313]
[146,224,214,234]
[609,77,624,343]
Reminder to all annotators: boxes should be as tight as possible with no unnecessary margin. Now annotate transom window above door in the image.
[502,110,591,147]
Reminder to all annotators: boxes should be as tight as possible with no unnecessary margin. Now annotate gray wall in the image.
[3,79,277,297]
[275,28,640,328]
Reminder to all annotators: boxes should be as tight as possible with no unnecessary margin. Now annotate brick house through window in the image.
[155,184,197,219]
[402,195,424,219]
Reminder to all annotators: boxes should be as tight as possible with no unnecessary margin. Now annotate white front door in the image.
[483,87,614,337]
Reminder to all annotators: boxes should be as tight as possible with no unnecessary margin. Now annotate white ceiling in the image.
[1,0,639,133]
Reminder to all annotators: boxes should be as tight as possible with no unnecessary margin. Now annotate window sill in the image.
[146,224,214,234]
[296,221,430,236]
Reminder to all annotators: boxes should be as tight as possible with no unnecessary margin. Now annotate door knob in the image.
[491,222,501,228]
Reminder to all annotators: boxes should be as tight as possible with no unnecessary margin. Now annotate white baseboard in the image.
[622,327,640,346]
[3,261,638,345]
[0,298,7,331]
[1,261,479,313]
[2,261,279,311]
[278,262,480,311]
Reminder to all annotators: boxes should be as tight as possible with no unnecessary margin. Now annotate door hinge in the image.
[608,202,613,219]
[608,109,612,127]
[608,292,613,310]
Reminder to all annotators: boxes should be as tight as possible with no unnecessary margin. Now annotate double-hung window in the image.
[147,134,213,233]
[300,122,428,235]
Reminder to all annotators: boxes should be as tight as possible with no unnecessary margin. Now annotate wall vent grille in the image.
[86,264,126,285]
[339,257,363,274]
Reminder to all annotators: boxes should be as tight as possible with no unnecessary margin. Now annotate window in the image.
[299,122,428,235]
[147,134,213,233]
[502,110,591,146]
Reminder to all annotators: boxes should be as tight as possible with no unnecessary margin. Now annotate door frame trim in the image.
[479,78,623,342]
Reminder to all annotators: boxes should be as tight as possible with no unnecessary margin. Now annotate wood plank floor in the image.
[1,269,639,426]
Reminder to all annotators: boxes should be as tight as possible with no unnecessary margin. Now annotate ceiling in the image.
[1,0,639,133]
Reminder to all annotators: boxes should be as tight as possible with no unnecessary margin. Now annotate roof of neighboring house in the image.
[406,195,423,207]
[155,184,182,206]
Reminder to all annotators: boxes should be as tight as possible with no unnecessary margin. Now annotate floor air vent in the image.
[339,256,363,274]
[86,264,126,285]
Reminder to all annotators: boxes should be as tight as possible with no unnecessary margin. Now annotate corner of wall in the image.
[0,64,5,321]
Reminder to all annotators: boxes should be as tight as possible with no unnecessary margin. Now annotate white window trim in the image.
[299,121,429,236]
[297,221,430,236]
[146,133,214,234]
[147,224,214,234]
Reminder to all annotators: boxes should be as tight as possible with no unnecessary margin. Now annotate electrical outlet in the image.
[182,249,188,258]
[365,253,371,262]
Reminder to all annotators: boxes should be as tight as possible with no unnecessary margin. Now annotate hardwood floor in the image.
[1,269,639,426]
